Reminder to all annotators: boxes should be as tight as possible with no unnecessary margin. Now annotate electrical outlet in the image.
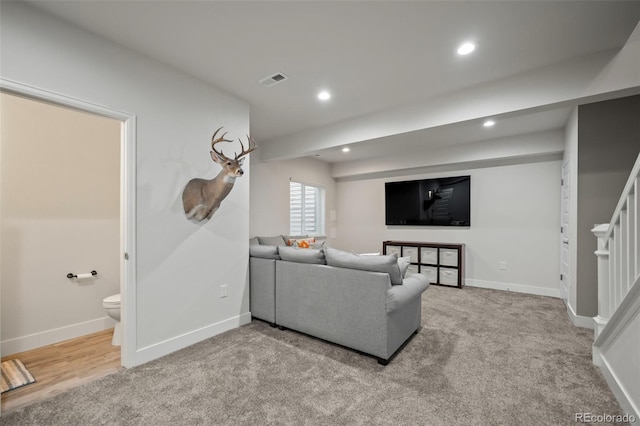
[220,284,228,298]
[499,261,507,270]
[330,228,337,239]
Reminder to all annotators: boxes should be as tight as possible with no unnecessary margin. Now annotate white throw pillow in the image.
[398,256,411,278]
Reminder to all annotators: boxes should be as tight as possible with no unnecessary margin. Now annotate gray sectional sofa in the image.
[249,236,430,365]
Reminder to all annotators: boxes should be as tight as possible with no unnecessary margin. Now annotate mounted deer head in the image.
[182,127,257,222]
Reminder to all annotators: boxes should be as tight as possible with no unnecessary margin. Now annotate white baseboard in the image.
[566,302,595,329]
[465,279,562,299]
[132,312,252,366]
[1,317,115,356]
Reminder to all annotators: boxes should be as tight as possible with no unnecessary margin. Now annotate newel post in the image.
[592,224,610,341]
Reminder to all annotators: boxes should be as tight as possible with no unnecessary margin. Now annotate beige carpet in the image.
[1,286,627,425]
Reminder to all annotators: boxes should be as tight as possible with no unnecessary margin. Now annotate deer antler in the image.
[183,127,257,222]
[211,127,234,159]
[234,134,258,160]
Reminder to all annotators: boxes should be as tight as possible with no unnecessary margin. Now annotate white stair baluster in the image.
[592,153,640,418]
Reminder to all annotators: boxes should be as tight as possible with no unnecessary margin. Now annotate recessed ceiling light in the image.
[342,147,350,153]
[457,42,476,56]
[318,90,331,101]
[483,120,495,127]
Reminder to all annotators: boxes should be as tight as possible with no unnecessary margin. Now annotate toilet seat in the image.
[103,293,120,308]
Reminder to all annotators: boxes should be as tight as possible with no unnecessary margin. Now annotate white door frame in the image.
[0,78,137,367]
[560,159,570,303]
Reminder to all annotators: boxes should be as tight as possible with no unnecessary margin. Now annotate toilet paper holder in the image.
[67,270,98,279]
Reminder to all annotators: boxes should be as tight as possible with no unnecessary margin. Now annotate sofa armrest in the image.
[386,273,430,314]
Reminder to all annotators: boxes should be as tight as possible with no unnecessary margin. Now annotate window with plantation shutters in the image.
[289,181,325,235]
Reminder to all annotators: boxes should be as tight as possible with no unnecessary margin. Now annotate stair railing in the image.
[592,151,640,339]
[591,152,640,418]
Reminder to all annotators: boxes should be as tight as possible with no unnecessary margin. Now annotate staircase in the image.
[592,152,640,418]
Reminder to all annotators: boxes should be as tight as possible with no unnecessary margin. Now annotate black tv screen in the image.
[385,176,470,226]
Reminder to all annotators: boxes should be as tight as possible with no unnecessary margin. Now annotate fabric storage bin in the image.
[439,268,459,286]
[420,247,438,264]
[406,264,419,276]
[386,245,401,257]
[403,246,418,263]
[439,248,459,267]
[420,266,438,283]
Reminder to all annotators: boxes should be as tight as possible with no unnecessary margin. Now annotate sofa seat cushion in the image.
[249,245,281,259]
[279,246,326,264]
[325,247,402,285]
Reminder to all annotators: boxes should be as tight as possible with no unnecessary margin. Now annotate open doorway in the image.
[0,80,136,412]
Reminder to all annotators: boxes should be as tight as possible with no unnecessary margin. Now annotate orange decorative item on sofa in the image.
[288,237,316,249]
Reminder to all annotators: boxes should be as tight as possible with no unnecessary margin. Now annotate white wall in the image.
[251,132,563,297]
[250,154,336,238]
[1,93,120,354]
[1,2,251,365]
[335,160,562,297]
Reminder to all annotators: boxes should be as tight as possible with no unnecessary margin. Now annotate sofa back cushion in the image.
[249,245,281,260]
[279,246,326,264]
[257,235,287,246]
[324,247,402,285]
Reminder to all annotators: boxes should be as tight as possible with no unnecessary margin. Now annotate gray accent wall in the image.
[576,95,640,316]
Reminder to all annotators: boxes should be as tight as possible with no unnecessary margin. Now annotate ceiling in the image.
[25,1,640,164]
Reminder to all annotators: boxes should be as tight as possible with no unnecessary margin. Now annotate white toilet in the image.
[103,294,121,346]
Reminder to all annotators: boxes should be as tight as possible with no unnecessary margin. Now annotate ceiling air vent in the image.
[259,72,289,87]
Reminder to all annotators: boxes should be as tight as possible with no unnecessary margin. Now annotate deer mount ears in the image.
[210,150,227,164]
[210,151,246,165]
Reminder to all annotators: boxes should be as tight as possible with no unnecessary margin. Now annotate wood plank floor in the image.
[1,328,122,413]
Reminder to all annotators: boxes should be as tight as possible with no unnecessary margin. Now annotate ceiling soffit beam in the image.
[331,129,565,180]
[260,48,639,163]
[333,152,565,183]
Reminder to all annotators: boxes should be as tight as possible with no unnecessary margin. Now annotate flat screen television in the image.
[385,176,470,226]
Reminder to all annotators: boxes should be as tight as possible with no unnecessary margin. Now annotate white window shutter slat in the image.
[289,181,324,235]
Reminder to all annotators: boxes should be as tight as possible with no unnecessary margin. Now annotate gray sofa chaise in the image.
[249,237,430,365]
